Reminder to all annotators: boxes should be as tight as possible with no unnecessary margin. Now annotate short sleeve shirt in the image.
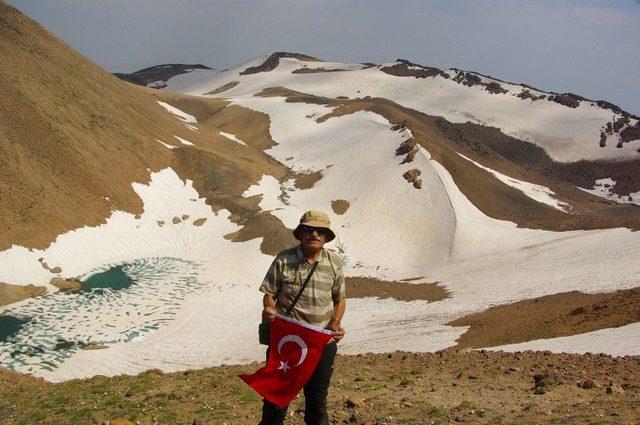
[260,245,346,329]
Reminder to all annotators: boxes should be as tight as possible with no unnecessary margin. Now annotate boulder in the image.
[606,384,624,394]
[344,396,365,408]
[402,169,421,185]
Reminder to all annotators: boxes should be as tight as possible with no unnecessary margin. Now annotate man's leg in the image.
[260,401,288,425]
[260,347,288,425]
[303,342,338,425]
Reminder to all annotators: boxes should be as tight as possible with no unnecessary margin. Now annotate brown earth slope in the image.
[449,287,640,349]
[0,2,298,257]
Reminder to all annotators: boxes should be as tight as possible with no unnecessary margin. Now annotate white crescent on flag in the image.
[277,334,308,366]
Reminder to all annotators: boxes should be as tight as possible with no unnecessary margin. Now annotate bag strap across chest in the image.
[285,260,318,316]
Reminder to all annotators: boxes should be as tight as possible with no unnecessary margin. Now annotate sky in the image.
[7,0,640,115]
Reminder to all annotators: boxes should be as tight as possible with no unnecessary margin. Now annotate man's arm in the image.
[328,298,346,342]
[262,294,276,323]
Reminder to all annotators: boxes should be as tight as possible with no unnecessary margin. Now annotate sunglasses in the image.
[299,225,329,236]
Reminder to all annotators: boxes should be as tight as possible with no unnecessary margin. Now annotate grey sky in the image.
[7,0,640,114]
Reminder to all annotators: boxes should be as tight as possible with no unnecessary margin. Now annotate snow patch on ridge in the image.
[155,139,176,149]
[457,153,571,212]
[174,135,194,146]
[219,130,247,146]
[157,101,197,123]
[579,178,640,206]
[243,175,282,211]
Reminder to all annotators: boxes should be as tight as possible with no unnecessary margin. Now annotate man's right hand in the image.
[262,306,276,323]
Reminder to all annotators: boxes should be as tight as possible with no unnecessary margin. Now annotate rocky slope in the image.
[1,350,639,424]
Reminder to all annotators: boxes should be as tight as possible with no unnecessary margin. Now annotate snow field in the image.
[230,93,640,357]
[0,168,273,381]
[487,323,640,357]
[165,56,640,163]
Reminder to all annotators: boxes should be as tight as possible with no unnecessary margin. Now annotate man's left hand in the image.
[329,321,345,342]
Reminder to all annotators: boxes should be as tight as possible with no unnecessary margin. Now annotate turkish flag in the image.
[240,314,334,408]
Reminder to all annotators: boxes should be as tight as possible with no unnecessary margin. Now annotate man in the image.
[260,210,346,425]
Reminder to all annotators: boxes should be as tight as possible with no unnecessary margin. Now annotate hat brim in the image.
[293,222,336,242]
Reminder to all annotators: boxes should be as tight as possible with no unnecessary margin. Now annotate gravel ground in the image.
[1,349,639,424]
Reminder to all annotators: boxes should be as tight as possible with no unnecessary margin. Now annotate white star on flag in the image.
[278,361,291,373]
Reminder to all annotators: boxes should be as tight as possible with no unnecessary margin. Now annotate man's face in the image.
[299,225,327,251]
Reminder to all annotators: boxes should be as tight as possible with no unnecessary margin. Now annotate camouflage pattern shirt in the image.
[260,245,346,329]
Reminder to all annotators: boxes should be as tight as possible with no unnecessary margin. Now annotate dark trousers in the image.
[260,341,337,425]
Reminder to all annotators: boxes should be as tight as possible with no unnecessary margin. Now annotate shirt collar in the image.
[296,245,324,264]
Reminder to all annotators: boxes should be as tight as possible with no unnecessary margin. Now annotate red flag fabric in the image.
[240,314,334,408]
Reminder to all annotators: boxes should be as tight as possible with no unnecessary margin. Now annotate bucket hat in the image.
[293,210,336,242]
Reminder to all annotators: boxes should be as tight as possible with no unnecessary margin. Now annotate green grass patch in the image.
[69,408,92,421]
[104,396,121,407]
[426,405,446,418]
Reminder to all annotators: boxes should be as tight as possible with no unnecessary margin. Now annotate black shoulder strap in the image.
[285,261,318,316]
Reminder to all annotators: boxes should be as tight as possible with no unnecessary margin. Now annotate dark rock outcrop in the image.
[380,59,450,79]
[549,93,582,108]
[241,52,319,75]
[396,138,417,156]
[113,64,211,88]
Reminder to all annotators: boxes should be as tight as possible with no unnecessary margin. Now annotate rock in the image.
[349,412,364,423]
[599,131,607,147]
[396,138,416,155]
[579,380,596,389]
[49,277,82,292]
[400,149,417,164]
[390,121,409,131]
[345,396,365,409]
[402,169,421,185]
[533,373,558,389]
[606,384,624,394]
